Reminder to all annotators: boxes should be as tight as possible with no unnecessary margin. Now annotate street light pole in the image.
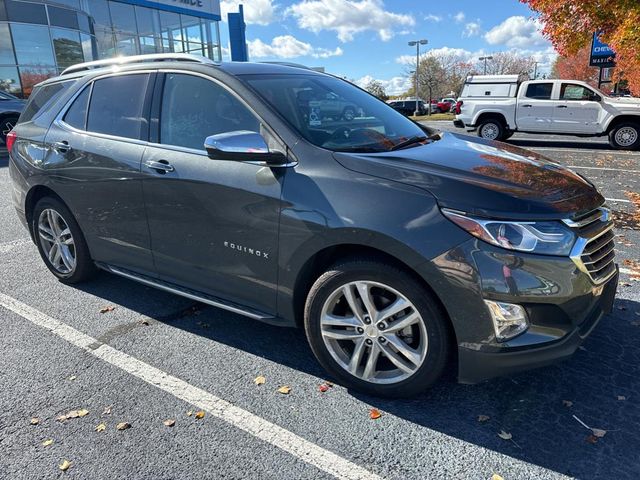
[408,39,428,116]
[533,61,539,79]
[479,56,493,75]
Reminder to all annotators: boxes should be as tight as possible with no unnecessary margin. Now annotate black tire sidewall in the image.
[304,260,450,398]
[478,119,505,141]
[32,197,96,284]
[609,123,640,150]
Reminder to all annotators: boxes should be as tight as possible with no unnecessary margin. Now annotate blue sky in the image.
[217,0,556,94]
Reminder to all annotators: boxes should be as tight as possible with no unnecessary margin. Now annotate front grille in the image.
[563,207,616,284]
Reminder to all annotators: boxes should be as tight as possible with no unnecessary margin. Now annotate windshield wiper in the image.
[389,135,428,151]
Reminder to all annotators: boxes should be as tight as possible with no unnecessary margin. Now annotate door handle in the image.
[556,105,568,108]
[144,159,175,173]
[521,104,533,108]
[52,140,71,153]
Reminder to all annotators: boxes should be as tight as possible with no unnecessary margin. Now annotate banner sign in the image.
[590,31,616,67]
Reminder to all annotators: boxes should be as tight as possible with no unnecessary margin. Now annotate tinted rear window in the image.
[63,85,90,130]
[19,81,72,123]
[87,74,149,140]
[525,83,553,100]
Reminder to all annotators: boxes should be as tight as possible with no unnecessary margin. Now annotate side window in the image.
[160,73,259,151]
[87,74,150,139]
[560,83,592,101]
[63,86,90,130]
[525,83,553,100]
[19,81,73,123]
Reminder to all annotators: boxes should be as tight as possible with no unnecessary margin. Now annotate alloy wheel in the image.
[38,208,76,274]
[615,126,638,147]
[480,123,500,140]
[320,280,428,384]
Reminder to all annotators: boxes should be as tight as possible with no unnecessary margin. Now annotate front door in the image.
[552,83,602,134]
[141,72,284,314]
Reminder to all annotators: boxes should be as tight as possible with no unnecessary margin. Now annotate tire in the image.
[32,196,97,284]
[477,117,506,141]
[342,107,356,121]
[1,115,18,145]
[608,122,640,150]
[304,258,451,398]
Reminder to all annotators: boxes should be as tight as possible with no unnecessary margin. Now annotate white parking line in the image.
[620,268,636,275]
[605,198,632,203]
[566,165,640,173]
[532,147,640,155]
[0,293,381,480]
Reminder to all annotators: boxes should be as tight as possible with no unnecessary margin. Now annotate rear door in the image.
[516,82,555,131]
[552,83,602,134]
[141,71,284,315]
[44,72,155,272]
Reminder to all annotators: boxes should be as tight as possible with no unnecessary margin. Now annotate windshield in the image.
[242,73,432,153]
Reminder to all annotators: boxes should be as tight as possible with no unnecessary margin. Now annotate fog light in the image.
[484,300,529,341]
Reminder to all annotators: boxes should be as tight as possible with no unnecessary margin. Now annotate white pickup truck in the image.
[453,75,640,150]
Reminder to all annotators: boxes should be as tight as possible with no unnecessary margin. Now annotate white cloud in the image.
[248,35,343,59]
[484,16,548,48]
[424,14,442,22]
[463,21,481,38]
[355,75,411,96]
[453,12,465,23]
[220,0,277,25]
[287,0,415,42]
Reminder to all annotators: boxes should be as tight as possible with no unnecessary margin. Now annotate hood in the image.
[333,132,603,220]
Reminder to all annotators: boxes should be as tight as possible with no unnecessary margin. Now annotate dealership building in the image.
[0,0,222,97]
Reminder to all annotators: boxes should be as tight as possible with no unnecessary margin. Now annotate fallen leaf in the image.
[369,408,382,420]
[42,439,54,447]
[617,395,626,401]
[186,410,193,417]
[277,386,291,395]
[498,430,512,440]
[253,375,266,385]
[592,428,607,438]
[95,423,106,432]
[194,411,205,420]
[163,419,175,427]
[586,434,599,444]
[59,460,72,471]
[99,306,115,314]
[563,400,574,407]
[30,417,39,425]
[116,422,131,431]
[477,415,490,422]
[324,380,334,387]
[102,405,112,415]
[491,475,505,480]
[319,384,330,393]
[68,375,76,381]
[56,409,89,422]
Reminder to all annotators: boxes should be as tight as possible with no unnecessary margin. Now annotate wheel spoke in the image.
[342,285,365,323]
[322,328,362,341]
[385,334,423,367]
[47,210,61,237]
[321,314,360,328]
[347,338,366,375]
[385,311,420,333]
[379,342,415,374]
[362,343,381,380]
[378,297,410,323]
[59,227,73,245]
[355,281,377,319]
[59,245,75,271]
[38,224,55,242]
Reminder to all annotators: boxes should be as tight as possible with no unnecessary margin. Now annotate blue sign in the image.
[590,32,615,67]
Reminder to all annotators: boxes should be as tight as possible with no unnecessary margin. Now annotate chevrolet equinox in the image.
[8,54,618,397]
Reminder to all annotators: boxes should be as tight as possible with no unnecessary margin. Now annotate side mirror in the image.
[204,130,289,166]
[589,93,602,102]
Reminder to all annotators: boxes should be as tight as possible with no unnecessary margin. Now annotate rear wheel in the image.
[608,123,640,150]
[32,197,97,284]
[1,115,18,145]
[477,118,506,141]
[304,259,450,397]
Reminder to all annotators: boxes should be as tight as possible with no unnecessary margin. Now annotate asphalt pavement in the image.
[0,127,639,480]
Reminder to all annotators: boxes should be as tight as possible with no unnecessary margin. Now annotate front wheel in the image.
[609,123,640,150]
[477,118,506,141]
[304,259,451,397]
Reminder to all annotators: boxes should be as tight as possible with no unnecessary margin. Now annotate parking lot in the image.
[1,125,639,479]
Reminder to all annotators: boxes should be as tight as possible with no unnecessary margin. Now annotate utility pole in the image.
[408,39,428,116]
[479,56,493,75]
[533,61,539,79]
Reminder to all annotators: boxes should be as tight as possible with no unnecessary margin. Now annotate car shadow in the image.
[507,138,615,151]
[76,273,640,479]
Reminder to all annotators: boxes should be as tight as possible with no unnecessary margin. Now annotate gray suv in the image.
[9,54,618,397]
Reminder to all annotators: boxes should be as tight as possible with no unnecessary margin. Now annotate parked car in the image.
[454,74,640,149]
[9,54,618,397]
[388,99,427,116]
[435,97,456,113]
[297,89,360,122]
[0,90,25,145]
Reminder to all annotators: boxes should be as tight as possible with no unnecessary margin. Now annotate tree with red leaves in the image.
[521,0,640,95]
[551,46,600,87]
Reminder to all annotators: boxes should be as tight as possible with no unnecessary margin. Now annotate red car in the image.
[435,97,456,113]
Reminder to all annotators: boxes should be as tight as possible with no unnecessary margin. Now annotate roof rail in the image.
[260,61,313,71]
[61,53,218,76]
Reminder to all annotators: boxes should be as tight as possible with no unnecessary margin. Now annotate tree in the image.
[551,46,600,86]
[521,0,640,94]
[476,52,536,77]
[364,80,388,101]
[404,52,472,100]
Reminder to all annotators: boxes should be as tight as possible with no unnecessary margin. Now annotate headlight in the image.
[442,209,576,256]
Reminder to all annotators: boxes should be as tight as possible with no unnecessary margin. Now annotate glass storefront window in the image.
[80,33,94,62]
[51,28,83,69]
[0,66,21,96]
[135,6,160,37]
[95,26,115,58]
[18,65,57,97]
[0,23,16,64]
[77,13,91,34]
[88,0,112,29]
[49,6,79,30]
[10,24,56,66]
[5,0,47,25]
[109,1,137,34]
[50,0,81,9]
[181,15,202,44]
[115,33,139,56]
[159,10,180,39]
